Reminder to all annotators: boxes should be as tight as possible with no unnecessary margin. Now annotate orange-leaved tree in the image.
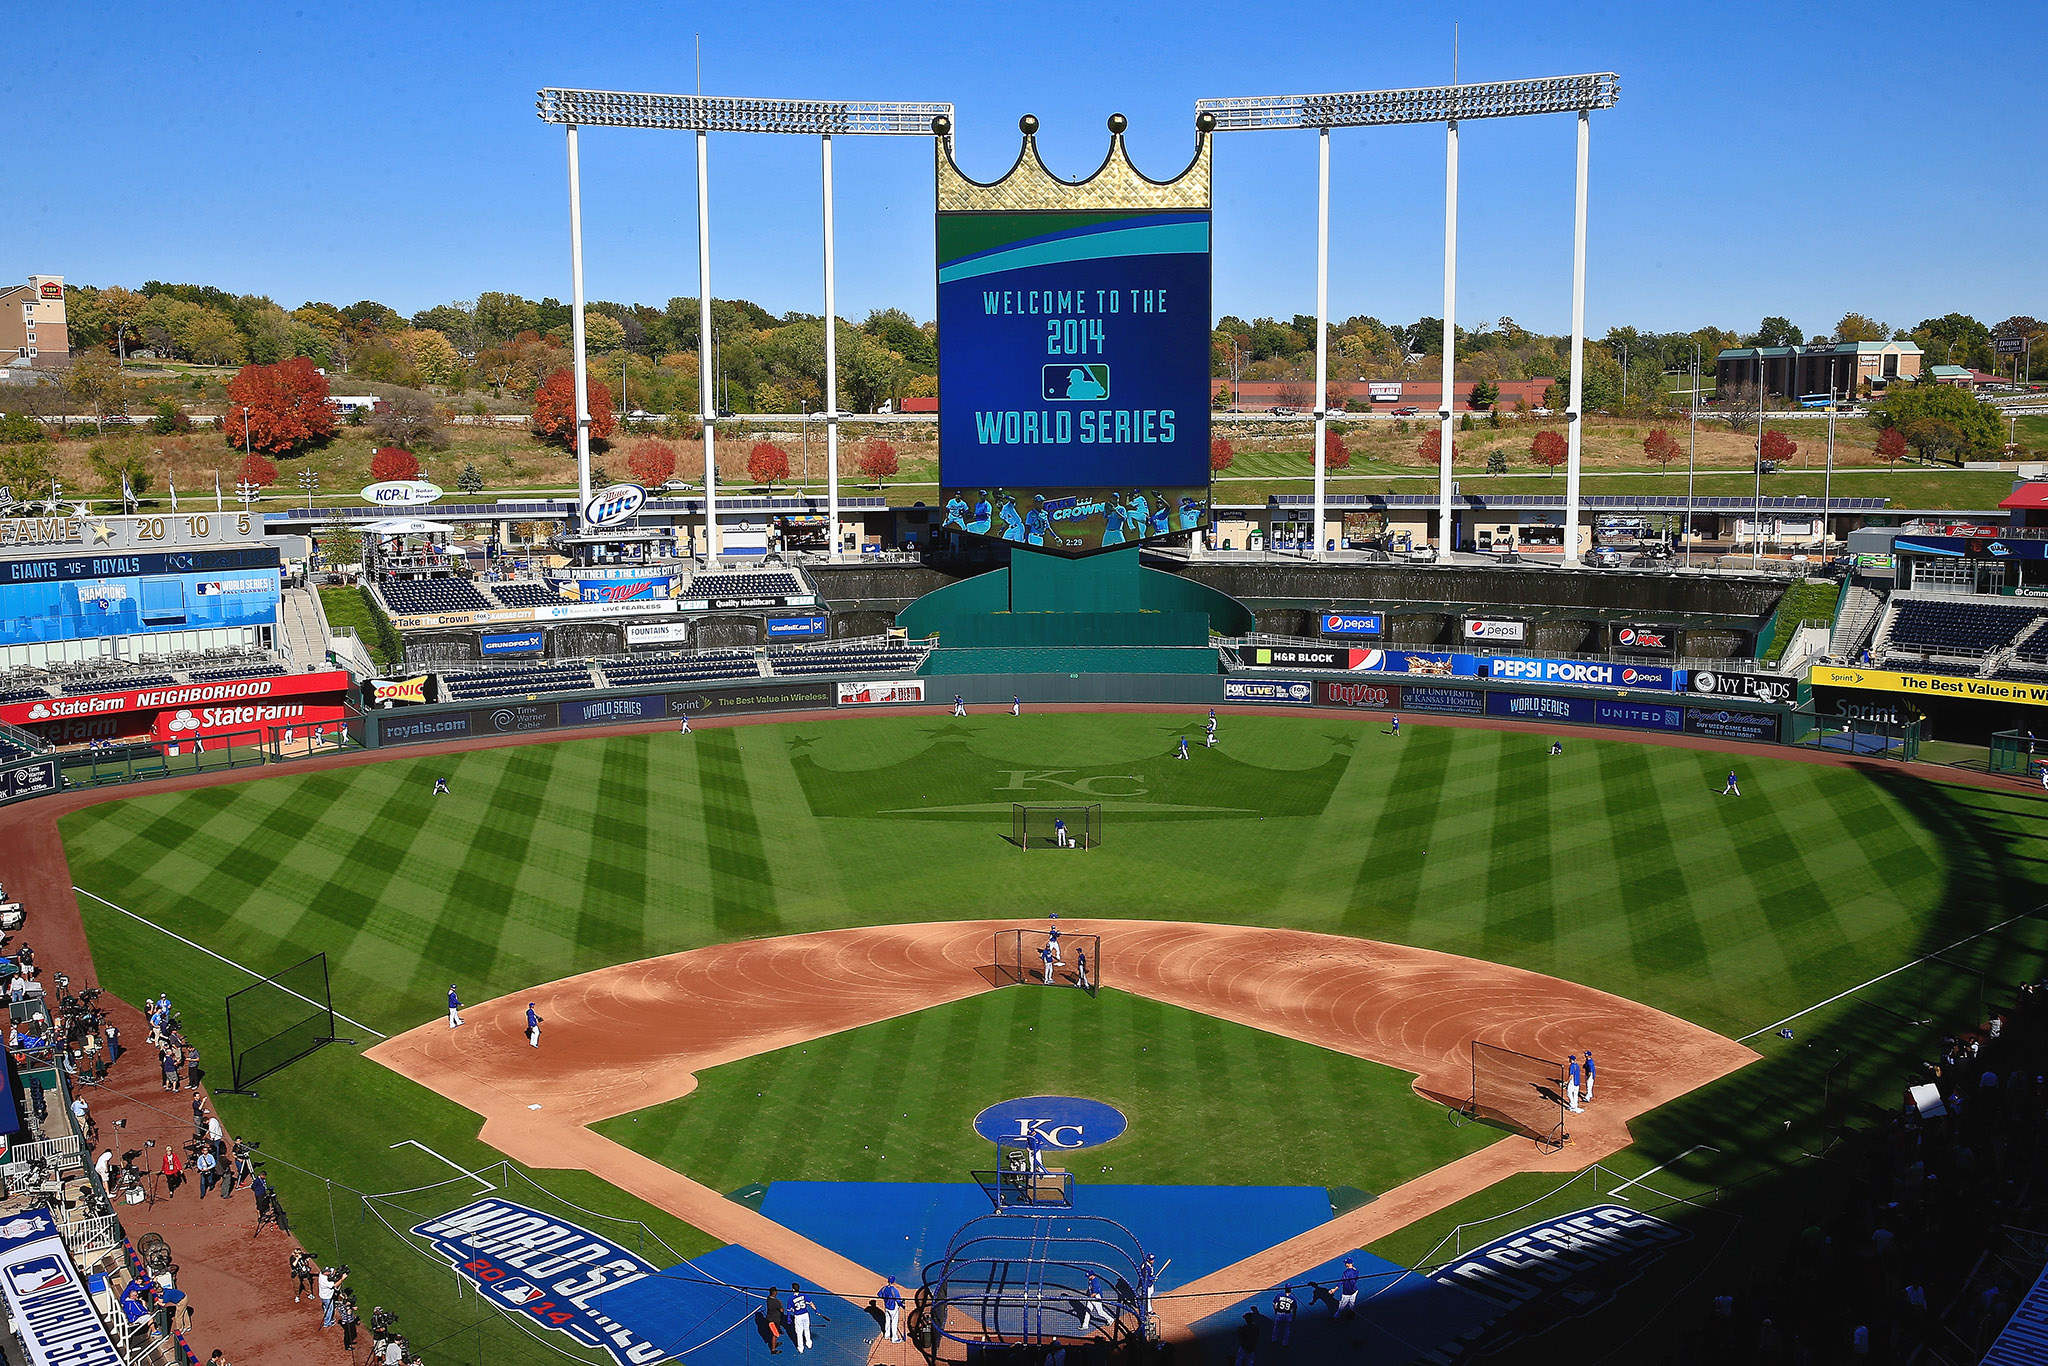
[1210,437,1234,472]
[1323,427,1350,471]
[1760,430,1799,465]
[625,438,677,488]
[530,368,616,447]
[1418,427,1459,466]
[747,441,791,487]
[1875,426,1909,464]
[855,438,899,487]
[237,453,278,487]
[370,447,421,481]
[1530,428,1567,474]
[1642,429,1680,467]
[223,358,337,456]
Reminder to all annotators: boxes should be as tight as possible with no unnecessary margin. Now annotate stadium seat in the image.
[437,663,595,700]
[684,572,803,599]
[380,580,494,616]
[489,582,567,608]
[1883,600,2044,657]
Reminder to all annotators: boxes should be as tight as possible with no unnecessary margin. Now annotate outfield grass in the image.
[55,715,2048,1362]
[597,987,1496,1198]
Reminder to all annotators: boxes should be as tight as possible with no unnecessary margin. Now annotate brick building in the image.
[0,275,69,372]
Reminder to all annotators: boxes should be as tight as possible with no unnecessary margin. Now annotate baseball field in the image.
[33,709,2048,1363]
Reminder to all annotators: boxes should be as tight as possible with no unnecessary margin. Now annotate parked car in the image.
[1407,544,1438,563]
[1268,406,1299,416]
[1586,547,1624,568]
[1392,406,1421,417]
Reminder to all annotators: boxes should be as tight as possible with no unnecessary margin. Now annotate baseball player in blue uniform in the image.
[1026,1127,1047,1172]
[1583,1049,1596,1103]
[1080,1272,1113,1333]
[1565,1052,1584,1112]
[879,1276,904,1342]
[1012,695,1021,717]
[1137,1255,1158,1320]
[1176,735,1189,760]
[1024,495,1049,546]
[432,777,449,794]
[1722,769,1740,796]
[447,985,463,1028]
[1337,1259,1359,1317]
[788,1284,814,1353]
[967,493,993,535]
[953,694,966,717]
[1272,1285,1298,1345]
[525,1003,543,1048]
[1041,943,1058,985]
[1076,948,1091,992]
[1389,716,1400,737]
[944,493,969,529]
[1047,924,1063,963]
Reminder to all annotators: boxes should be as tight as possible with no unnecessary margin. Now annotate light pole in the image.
[800,400,810,487]
[235,480,259,510]
[1687,342,1699,564]
[1824,356,1837,556]
[298,468,319,516]
[1753,375,1766,570]
[240,405,252,466]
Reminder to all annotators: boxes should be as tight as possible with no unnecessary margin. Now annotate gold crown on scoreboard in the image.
[934,112,1211,214]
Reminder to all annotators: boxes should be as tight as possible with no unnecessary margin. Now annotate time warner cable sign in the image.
[412,1199,669,1365]
[936,119,1212,555]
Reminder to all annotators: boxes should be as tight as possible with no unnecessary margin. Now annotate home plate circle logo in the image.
[973,1095,1128,1150]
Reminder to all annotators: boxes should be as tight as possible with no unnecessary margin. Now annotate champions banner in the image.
[936,123,1212,555]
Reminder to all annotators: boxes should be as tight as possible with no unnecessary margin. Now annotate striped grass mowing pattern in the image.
[595,987,1499,1196]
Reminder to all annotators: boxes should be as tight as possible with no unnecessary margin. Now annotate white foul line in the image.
[387,1141,496,1195]
[73,885,388,1040]
[1736,905,2043,1044]
[1608,1146,1718,1201]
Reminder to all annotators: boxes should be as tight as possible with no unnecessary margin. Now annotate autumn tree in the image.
[855,438,899,487]
[1758,430,1799,467]
[223,358,337,455]
[624,438,677,488]
[1874,426,1909,464]
[237,452,279,487]
[1417,427,1459,466]
[65,352,130,422]
[1529,428,1567,474]
[369,388,448,450]
[370,447,421,481]
[1718,379,1763,433]
[1642,428,1680,467]
[746,441,792,488]
[530,368,617,447]
[1210,437,1234,472]
[1323,427,1350,471]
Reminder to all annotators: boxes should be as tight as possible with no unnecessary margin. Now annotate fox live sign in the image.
[937,211,1212,555]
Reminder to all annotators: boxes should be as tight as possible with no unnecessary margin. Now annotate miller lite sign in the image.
[581,483,647,529]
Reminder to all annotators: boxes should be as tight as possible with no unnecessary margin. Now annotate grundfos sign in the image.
[0,669,352,726]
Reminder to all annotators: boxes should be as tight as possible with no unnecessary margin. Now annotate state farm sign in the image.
[154,702,352,741]
[0,669,352,727]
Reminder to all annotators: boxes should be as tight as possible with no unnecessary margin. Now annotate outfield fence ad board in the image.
[837,680,926,706]
[1811,665,2048,708]
[1684,708,1782,742]
[1224,678,1314,705]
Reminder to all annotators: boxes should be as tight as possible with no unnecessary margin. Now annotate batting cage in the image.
[1467,1041,1568,1149]
[976,1137,1077,1212]
[992,929,1101,996]
[224,952,353,1095]
[919,1212,1148,1356]
[1011,803,1101,851]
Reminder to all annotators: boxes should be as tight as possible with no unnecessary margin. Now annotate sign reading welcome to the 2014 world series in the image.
[412,1199,667,1366]
[938,211,1211,554]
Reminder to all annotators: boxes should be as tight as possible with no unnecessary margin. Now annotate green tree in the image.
[1485,450,1507,475]
[1834,312,1889,343]
[1747,317,1803,347]
[456,462,484,494]
[88,441,153,500]
[319,518,363,570]
[1877,383,2001,457]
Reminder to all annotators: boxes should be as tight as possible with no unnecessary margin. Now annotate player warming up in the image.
[525,1003,543,1048]
[1011,695,1022,717]
[953,694,966,717]
[678,715,692,735]
[1041,942,1058,985]
[1205,709,1218,747]
[1175,735,1189,760]
[878,1277,904,1343]
[1722,768,1741,797]
[1583,1048,1596,1102]
[1565,1052,1584,1112]
[431,776,450,795]
[1054,817,1070,849]
[446,985,463,1028]
[1047,921,1064,963]
[1076,947,1091,993]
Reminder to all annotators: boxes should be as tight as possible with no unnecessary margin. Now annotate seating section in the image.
[0,734,35,761]
[686,571,802,599]
[0,685,50,704]
[380,580,494,616]
[489,582,565,608]
[186,663,286,683]
[599,652,760,688]
[766,642,928,677]
[438,663,594,700]
[62,673,174,695]
[1882,600,2045,658]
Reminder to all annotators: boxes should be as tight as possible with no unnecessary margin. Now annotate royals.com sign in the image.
[412,1199,666,1366]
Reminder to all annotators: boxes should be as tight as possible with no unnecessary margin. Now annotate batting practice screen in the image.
[993,929,1101,995]
[225,952,347,1094]
[1469,1041,1567,1149]
[923,1212,1146,1349]
[1012,803,1100,850]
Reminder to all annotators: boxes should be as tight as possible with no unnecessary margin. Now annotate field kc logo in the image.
[996,770,1146,797]
[973,1096,1129,1149]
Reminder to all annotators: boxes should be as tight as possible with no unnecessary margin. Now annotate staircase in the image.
[275,586,329,669]
[1830,584,1884,661]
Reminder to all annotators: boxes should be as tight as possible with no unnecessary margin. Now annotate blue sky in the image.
[12,1,2039,337]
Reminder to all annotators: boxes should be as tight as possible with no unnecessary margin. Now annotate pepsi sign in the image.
[1613,626,1671,653]
[1322,612,1383,637]
[973,1095,1129,1150]
[581,483,647,528]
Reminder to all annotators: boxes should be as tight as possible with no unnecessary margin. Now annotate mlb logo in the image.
[1042,364,1109,401]
[495,1280,544,1305]
[7,1257,69,1296]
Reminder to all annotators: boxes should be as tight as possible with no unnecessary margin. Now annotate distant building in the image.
[1715,339,1920,401]
[1212,378,1555,411]
[0,275,69,372]
[1927,366,2005,390]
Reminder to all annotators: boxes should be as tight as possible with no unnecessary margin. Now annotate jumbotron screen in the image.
[937,210,1211,555]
